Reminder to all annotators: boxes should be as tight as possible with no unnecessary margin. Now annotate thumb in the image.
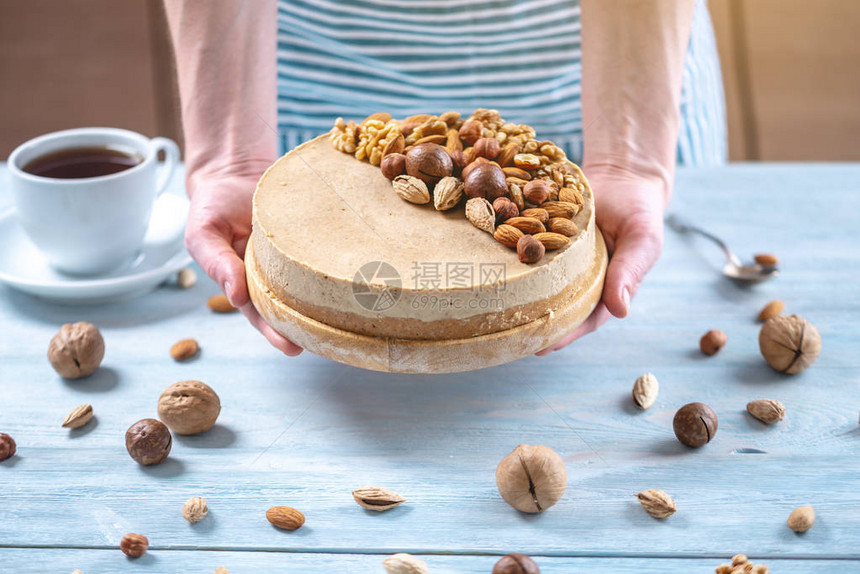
[602,220,662,319]
[185,225,250,308]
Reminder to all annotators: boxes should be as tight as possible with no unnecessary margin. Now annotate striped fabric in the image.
[276,0,727,166]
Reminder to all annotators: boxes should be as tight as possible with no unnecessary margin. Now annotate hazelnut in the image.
[699,329,727,355]
[523,179,552,205]
[157,380,221,435]
[120,533,149,558]
[495,444,566,513]
[516,234,545,264]
[458,119,483,145]
[126,418,172,466]
[0,433,16,462]
[492,197,519,223]
[474,137,500,160]
[405,143,453,186]
[182,496,208,523]
[464,162,507,201]
[492,553,540,574]
[380,153,406,180]
[759,314,821,374]
[449,149,469,173]
[787,505,815,533]
[673,402,718,447]
[47,322,105,379]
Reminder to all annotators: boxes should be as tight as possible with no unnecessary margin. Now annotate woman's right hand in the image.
[185,171,303,357]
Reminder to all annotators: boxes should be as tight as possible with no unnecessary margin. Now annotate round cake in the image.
[246,111,607,373]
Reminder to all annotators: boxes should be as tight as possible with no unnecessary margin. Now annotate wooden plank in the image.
[0,549,855,574]
[0,165,859,560]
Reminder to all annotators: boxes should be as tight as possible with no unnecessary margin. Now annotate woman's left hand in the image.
[536,167,666,354]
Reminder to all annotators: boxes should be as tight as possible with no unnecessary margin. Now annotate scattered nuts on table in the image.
[787,505,815,532]
[157,380,221,435]
[635,489,677,519]
[715,554,770,573]
[383,553,429,574]
[170,338,199,362]
[266,506,305,530]
[496,444,567,513]
[48,322,105,379]
[0,433,16,461]
[492,553,540,574]
[62,404,93,429]
[699,329,727,356]
[119,533,149,558]
[352,486,407,511]
[207,295,237,313]
[757,300,785,322]
[754,253,779,267]
[177,267,197,289]
[759,315,822,374]
[182,496,208,523]
[746,399,785,424]
[125,418,172,466]
[673,402,719,447]
[632,373,659,409]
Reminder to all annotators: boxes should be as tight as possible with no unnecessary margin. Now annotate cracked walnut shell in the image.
[157,380,221,435]
[496,444,567,513]
[182,496,209,523]
[48,322,105,379]
[759,315,821,374]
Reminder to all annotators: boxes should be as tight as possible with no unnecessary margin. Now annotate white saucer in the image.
[0,193,192,304]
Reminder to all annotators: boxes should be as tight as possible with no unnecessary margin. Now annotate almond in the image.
[559,186,582,205]
[393,175,430,204]
[207,295,237,313]
[548,217,578,236]
[509,183,525,211]
[521,208,549,224]
[494,224,524,248]
[445,129,463,154]
[404,113,433,124]
[542,201,579,219]
[505,216,545,235]
[362,112,392,124]
[433,176,464,211]
[382,133,405,157]
[266,506,305,530]
[533,232,570,250]
[413,134,446,146]
[352,486,407,511]
[503,167,531,180]
[746,399,785,424]
[758,300,785,322]
[497,143,521,167]
[439,111,461,126]
[506,176,530,188]
[465,197,496,233]
[62,404,93,429]
[170,338,200,361]
[754,253,779,267]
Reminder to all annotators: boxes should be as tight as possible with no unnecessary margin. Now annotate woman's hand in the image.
[186,171,303,356]
[536,167,666,354]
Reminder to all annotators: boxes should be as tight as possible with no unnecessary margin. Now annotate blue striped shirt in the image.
[276,0,726,166]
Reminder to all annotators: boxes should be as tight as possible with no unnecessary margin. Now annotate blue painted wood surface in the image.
[1,163,858,572]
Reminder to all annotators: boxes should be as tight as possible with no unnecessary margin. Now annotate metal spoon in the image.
[665,214,779,286]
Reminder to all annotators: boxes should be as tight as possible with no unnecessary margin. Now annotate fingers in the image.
[185,224,251,308]
[602,218,663,319]
[535,303,611,355]
[239,303,304,357]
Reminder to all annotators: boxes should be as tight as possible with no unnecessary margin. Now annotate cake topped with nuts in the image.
[246,109,607,373]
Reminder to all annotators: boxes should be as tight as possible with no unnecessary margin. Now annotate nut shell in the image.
[182,496,208,523]
[120,533,149,558]
[746,399,785,424]
[125,418,172,466]
[635,489,676,519]
[62,404,93,429]
[673,402,718,448]
[157,380,221,435]
[492,553,540,574]
[47,322,105,379]
[496,444,567,513]
[0,433,16,461]
[464,162,508,201]
[759,314,821,374]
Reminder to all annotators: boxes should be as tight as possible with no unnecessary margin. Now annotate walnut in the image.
[157,380,221,435]
[356,120,400,165]
[329,117,357,153]
[47,322,105,379]
[759,315,821,374]
[495,444,566,512]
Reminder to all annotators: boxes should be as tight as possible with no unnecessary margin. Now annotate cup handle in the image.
[150,137,180,196]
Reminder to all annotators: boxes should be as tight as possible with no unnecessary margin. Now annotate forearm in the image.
[164,0,278,195]
[581,0,695,203]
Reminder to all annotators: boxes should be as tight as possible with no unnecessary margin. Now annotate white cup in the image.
[7,127,179,275]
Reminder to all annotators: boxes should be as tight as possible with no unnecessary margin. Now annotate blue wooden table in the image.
[0,163,858,573]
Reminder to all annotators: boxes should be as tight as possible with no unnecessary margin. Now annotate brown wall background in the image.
[2,0,859,161]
